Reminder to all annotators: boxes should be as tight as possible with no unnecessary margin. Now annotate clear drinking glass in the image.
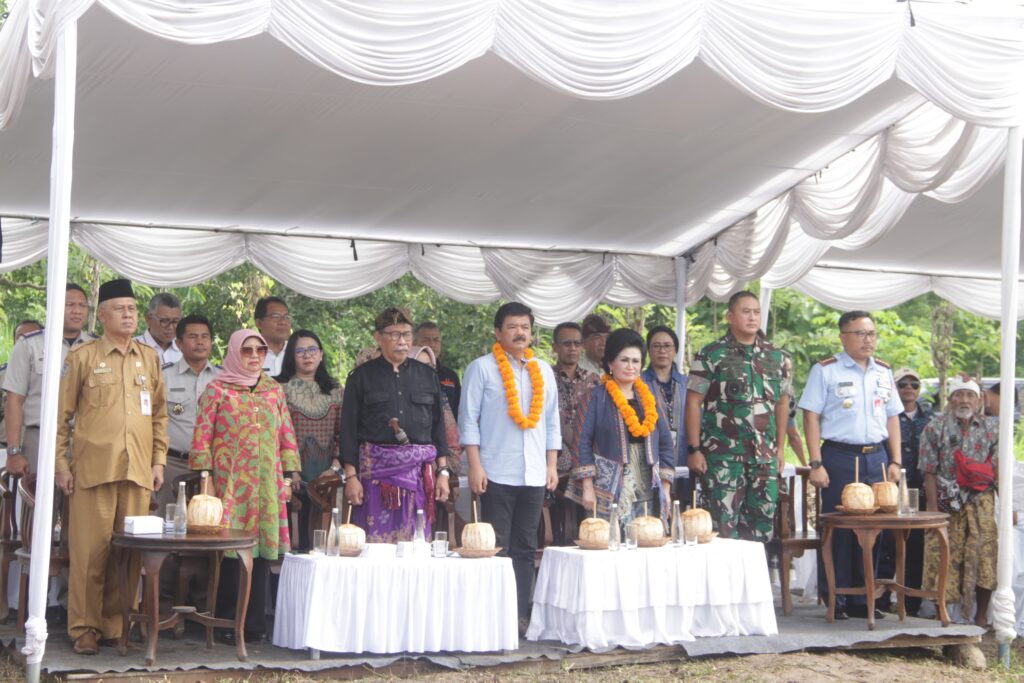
[163,504,177,534]
[907,488,919,515]
[625,522,639,550]
[433,531,448,558]
[312,529,327,554]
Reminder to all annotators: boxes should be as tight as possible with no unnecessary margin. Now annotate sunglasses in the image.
[240,345,269,357]
[897,381,920,390]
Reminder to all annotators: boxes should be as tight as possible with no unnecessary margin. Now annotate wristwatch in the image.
[7,447,21,457]
[686,445,700,455]
[809,460,823,470]
[436,466,452,478]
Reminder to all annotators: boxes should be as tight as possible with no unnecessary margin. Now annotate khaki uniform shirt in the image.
[56,337,168,491]
[162,358,219,454]
[2,329,93,426]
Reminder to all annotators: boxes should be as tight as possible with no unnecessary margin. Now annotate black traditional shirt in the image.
[339,355,449,467]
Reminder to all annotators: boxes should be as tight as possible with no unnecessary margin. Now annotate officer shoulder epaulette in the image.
[874,358,892,369]
[70,338,99,352]
[817,357,838,367]
[22,329,44,339]
[161,361,175,371]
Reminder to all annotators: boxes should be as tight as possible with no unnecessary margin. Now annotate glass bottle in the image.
[608,503,621,551]
[174,481,188,535]
[415,508,427,543]
[671,500,682,546]
[327,507,341,556]
[898,467,909,516]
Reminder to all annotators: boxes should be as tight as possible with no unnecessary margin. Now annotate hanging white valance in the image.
[2,0,1024,130]
[1,96,1012,322]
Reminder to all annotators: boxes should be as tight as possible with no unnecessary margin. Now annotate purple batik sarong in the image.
[353,442,437,543]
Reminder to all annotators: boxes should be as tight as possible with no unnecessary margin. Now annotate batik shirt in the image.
[918,411,998,510]
[552,364,600,473]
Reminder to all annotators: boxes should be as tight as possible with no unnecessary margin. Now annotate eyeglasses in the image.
[240,345,269,357]
[897,381,920,390]
[380,330,413,342]
[841,330,877,340]
[557,340,583,347]
[262,313,291,322]
[295,345,321,357]
[156,317,181,327]
[650,343,675,352]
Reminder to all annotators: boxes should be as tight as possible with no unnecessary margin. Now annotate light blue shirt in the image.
[459,350,561,487]
[798,351,902,445]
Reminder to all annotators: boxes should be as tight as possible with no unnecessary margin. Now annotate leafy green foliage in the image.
[2,245,1022,397]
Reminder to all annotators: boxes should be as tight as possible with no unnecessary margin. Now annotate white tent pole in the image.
[994,125,1022,667]
[759,287,773,334]
[24,19,78,683]
[674,256,688,371]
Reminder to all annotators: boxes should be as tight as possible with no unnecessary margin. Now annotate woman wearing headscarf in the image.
[275,329,344,551]
[567,328,675,527]
[190,329,300,643]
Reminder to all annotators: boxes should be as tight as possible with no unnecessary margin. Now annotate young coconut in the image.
[461,501,496,550]
[634,502,666,547]
[682,491,713,541]
[841,457,875,511]
[872,462,899,509]
[337,506,366,552]
[578,501,609,548]
[187,471,223,527]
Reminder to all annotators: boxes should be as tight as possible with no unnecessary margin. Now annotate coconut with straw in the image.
[841,457,875,511]
[461,500,497,550]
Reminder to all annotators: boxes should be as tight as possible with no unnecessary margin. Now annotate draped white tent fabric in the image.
[1,0,1023,675]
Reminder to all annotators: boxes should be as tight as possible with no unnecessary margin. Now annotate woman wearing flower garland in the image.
[568,328,676,526]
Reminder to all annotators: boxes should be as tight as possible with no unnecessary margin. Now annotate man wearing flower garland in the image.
[340,307,450,543]
[459,302,560,634]
[684,290,792,544]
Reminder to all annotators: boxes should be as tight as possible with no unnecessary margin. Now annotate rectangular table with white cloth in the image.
[527,539,778,650]
[273,546,519,656]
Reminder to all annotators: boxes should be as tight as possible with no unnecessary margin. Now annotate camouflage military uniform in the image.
[688,331,792,543]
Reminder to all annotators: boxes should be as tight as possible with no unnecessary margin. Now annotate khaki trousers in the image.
[68,479,148,640]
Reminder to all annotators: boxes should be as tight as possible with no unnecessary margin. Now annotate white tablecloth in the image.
[273,548,519,654]
[527,539,777,650]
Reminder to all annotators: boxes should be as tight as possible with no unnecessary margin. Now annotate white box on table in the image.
[124,515,164,535]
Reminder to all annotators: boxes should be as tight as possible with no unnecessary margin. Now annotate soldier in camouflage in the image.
[684,291,791,544]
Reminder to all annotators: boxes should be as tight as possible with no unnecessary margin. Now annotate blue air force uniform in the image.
[799,352,902,611]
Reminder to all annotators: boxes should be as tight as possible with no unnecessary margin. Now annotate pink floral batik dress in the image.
[190,373,300,560]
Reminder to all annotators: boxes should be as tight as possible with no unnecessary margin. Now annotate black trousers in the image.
[216,556,271,636]
[816,444,887,610]
[480,482,545,619]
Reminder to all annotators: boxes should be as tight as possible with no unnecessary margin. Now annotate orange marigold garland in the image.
[603,374,658,438]
[493,342,544,429]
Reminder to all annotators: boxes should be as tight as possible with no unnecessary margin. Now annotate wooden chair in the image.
[306,471,343,540]
[0,469,22,623]
[16,474,70,632]
[775,466,821,616]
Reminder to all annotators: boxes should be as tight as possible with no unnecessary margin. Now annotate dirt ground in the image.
[15,633,1016,683]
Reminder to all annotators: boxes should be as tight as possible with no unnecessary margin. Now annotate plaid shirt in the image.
[552,364,600,474]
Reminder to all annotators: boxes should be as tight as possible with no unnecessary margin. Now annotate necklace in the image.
[493,342,544,429]
[603,374,658,438]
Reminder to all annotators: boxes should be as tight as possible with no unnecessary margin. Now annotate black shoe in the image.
[46,605,67,626]
[220,630,266,645]
[833,607,849,621]
[847,605,885,619]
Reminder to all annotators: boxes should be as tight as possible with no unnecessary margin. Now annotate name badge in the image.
[93,367,113,375]
[141,391,153,416]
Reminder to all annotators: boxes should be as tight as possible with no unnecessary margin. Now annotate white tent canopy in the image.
[1,1,1023,323]
[1,1,1023,677]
